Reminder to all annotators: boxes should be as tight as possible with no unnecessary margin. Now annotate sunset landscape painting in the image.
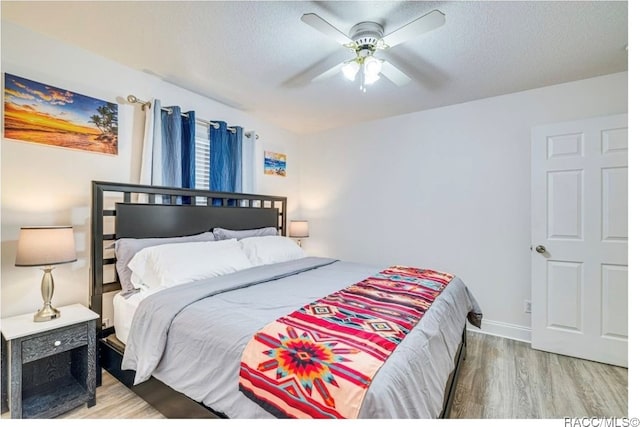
[3,73,118,154]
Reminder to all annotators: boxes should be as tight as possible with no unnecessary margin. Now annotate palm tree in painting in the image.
[88,103,118,144]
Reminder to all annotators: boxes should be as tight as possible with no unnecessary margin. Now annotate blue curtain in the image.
[157,106,196,203]
[180,111,196,204]
[181,111,196,190]
[210,121,243,195]
[160,106,182,188]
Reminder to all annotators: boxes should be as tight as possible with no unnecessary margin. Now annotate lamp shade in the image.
[15,226,77,267]
[289,220,309,238]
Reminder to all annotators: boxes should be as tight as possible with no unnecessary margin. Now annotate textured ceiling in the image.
[1,1,628,134]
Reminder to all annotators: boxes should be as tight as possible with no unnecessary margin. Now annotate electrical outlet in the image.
[524,300,532,314]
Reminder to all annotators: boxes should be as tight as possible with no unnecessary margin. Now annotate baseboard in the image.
[467,319,531,343]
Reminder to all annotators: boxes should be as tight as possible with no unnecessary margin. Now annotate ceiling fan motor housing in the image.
[349,21,385,50]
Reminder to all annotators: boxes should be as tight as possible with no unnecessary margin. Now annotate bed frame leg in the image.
[462,328,467,361]
[439,327,467,418]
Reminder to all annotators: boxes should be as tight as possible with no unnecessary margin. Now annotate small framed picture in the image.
[264,151,286,177]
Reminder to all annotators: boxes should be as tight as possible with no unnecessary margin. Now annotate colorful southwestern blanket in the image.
[239,265,455,418]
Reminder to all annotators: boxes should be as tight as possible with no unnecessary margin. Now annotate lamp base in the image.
[34,304,60,322]
[34,267,60,322]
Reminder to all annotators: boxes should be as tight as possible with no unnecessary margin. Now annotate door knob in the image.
[535,245,546,254]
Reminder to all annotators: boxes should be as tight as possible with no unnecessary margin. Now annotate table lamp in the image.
[289,220,309,247]
[15,226,77,322]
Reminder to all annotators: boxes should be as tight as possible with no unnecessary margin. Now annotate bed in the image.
[90,181,482,419]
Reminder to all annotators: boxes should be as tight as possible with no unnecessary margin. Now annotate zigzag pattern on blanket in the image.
[239,265,454,418]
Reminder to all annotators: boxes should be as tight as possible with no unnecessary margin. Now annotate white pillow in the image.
[239,235,306,266]
[128,239,252,289]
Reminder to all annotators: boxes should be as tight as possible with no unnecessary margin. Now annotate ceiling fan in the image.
[300,9,445,91]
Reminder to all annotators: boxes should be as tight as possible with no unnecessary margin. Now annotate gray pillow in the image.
[213,227,277,241]
[114,231,215,296]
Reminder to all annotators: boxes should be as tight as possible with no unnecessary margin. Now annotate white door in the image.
[531,114,628,367]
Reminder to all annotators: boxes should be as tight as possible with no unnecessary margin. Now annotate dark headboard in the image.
[116,204,279,239]
[90,181,287,331]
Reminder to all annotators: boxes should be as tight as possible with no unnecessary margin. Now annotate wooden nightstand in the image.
[1,304,98,419]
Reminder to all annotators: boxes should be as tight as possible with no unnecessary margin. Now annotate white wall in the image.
[299,72,628,341]
[0,21,301,319]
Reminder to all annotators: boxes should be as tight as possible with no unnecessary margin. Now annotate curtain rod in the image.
[126,94,259,139]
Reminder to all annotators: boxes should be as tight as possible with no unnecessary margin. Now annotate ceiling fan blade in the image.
[383,9,445,48]
[281,50,351,87]
[311,62,344,83]
[381,61,411,86]
[301,13,353,46]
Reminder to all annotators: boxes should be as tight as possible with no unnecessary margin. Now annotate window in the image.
[194,121,210,191]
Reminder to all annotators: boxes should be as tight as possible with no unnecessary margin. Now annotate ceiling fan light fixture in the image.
[364,71,380,86]
[363,56,383,78]
[341,60,360,81]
